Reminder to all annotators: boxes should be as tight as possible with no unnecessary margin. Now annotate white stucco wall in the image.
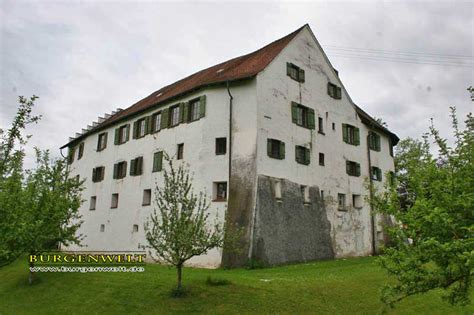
[66,81,257,268]
[255,26,395,257]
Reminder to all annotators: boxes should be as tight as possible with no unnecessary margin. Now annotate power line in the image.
[325,45,473,59]
[328,53,474,67]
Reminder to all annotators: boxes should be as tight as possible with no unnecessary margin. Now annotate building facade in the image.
[63,25,399,268]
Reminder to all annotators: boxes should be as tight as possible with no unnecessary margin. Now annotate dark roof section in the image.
[61,25,306,149]
[353,104,400,145]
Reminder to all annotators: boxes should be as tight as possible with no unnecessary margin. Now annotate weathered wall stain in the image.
[251,175,334,266]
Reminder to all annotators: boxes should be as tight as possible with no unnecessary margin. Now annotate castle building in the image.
[63,24,399,268]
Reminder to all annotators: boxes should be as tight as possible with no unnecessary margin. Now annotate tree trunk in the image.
[28,260,35,285]
[176,264,183,291]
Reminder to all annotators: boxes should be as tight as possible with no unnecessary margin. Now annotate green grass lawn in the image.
[0,256,472,314]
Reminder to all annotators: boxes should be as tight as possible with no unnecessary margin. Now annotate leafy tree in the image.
[0,96,84,286]
[371,107,473,307]
[143,154,227,295]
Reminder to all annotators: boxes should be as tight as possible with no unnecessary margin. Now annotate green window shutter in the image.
[153,151,163,172]
[291,102,298,124]
[125,124,130,142]
[130,159,136,176]
[376,135,381,151]
[183,102,189,122]
[346,161,351,175]
[92,168,96,182]
[279,141,285,159]
[304,148,310,165]
[113,163,118,179]
[286,62,292,76]
[295,146,300,163]
[161,108,169,129]
[144,117,151,135]
[132,121,138,139]
[327,83,333,97]
[354,128,360,145]
[267,139,272,157]
[199,95,206,118]
[103,132,108,148]
[342,124,349,143]
[299,69,305,83]
[336,87,342,99]
[355,163,361,176]
[137,157,143,175]
[308,108,315,129]
[377,168,382,181]
[179,103,185,123]
[100,167,105,181]
[114,128,120,145]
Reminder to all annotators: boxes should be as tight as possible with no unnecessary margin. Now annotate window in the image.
[318,117,324,134]
[77,143,84,160]
[353,194,362,209]
[142,189,151,206]
[100,224,105,232]
[68,147,75,164]
[115,124,130,145]
[133,224,139,233]
[113,161,127,179]
[291,102,315,129]
[332,122,335,130]
[92,166,105,182]
[89,196,96,210]
[189,98,201,121]
[295,145,310,165]
[97,132,108,151]
[389,140,394,157]
[170,105,181,127]
[177,143,184,160]
[267,139,285,160]
[368,131,381,151]
[342,124,360,146]
[286,62,305,83]
[213,182,227,201]
[130,156,143,176]
[301,185,310,204]
[134,118,148,139]
[153,151,163,172]
[389,171,395,186]
[274,180,282,200]
[215,138,227,155]
[319,153,325,166]
[371,166,382,181]
[111,193,119,209]
[346,160,361,177]
[151,112,162,133]
[338,193,346,210]
[327,82,342,99]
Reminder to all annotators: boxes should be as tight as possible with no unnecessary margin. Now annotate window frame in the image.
[371,166,382,181]
[267,139,285,160]
[97,132,107,151]
[170,105,181,127]
[77,142,84,160]
[89,196,97,210]
[111,193,119,209]
[337,193,346,211]
[114,161,127,179]
[215,137,227,155]
[327,82,342,99]
[319,152,325,166]
[92,166,105,183]
[189,98,201,122]
[286,62,305,83]
[151,112,162,133]
[368,131,381,152]
[214,182,228,201]
[346,160,361,177]
[295,145,310,165]
[142,189,151,206]
[177,143,184,160]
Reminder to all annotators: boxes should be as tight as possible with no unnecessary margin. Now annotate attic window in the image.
[286,62,305,83]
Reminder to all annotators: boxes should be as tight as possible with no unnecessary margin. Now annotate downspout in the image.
[366,132,377,256]
[226,81,233,187]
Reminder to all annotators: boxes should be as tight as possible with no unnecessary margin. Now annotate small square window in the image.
[177,143,184,160]
[318,117,324,134]
[338,193,346,211]
[100,224,105,232]
[213,182,227,201]
[89,196,96,210]
[353,194,362,209]
[133,224,139,233]
[215,138,227,155]
[319,153,325,166]
[111,193,119,209]
[142,189,151,206]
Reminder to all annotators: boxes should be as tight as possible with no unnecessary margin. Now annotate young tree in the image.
[0,96,84,286]
[23,149,84,284]
[371,107,473,307]
[143,154,226,295]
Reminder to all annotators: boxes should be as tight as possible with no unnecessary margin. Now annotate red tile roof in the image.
[62,25,305,148]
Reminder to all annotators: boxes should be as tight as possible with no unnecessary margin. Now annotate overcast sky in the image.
[1,0,472,168]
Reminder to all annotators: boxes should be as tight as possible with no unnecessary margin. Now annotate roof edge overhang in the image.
[353,103,400,145]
